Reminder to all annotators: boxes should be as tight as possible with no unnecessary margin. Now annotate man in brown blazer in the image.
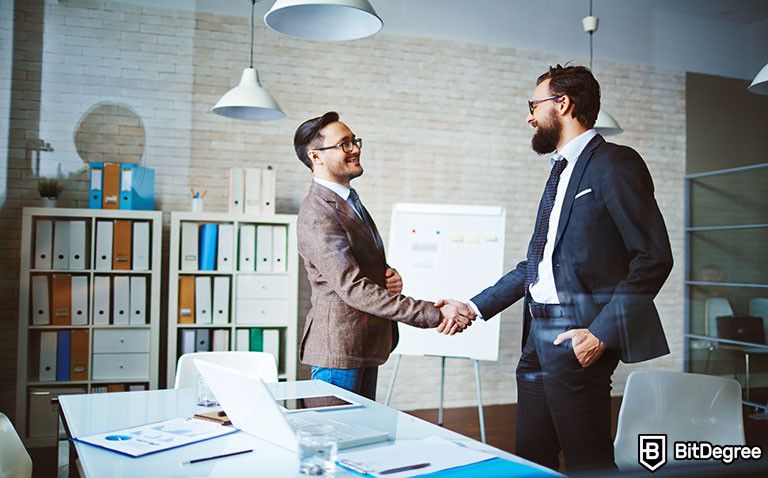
[294,111,474,399]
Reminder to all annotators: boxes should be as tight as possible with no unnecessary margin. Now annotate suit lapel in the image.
[310,182,382,254]
[553,134,604,251]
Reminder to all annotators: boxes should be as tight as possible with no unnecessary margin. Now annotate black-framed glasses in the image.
[528,95,563,114]
[313,137,363,153]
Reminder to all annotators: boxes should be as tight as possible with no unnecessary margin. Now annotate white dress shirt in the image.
[313,177,363,221]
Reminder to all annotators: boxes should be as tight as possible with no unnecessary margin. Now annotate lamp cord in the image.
[250,0,255,69]
[588,0,594,70]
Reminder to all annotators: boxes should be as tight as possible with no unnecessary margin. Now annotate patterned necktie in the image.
[525,155,568,291]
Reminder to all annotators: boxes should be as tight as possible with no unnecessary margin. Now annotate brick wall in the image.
[0,0,685,416]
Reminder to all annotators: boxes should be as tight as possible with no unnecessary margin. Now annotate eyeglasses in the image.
[528,95,563,114]
[313,137,363,153]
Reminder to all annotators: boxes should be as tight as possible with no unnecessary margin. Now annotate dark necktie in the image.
[525,155,568,291]
[349,189,384,252]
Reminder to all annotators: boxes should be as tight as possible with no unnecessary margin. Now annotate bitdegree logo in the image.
[674,441,763,464]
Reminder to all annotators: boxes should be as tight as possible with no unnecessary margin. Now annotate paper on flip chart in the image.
[338,436,494,477]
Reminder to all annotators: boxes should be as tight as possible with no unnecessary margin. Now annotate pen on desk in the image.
[183,449,253,465]
[379,462,431,475]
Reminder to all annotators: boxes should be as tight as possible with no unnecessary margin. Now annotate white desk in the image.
[59,380,551,477]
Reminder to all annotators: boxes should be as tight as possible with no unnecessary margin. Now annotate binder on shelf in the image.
[102,163,121,209]
[34,219,53,269]
[179,329,196,355]
[249,328,263,352]
[217,224,234,271]
[71,276,88,326]
[235,329,250,351]
[130,276,147,325]
[56,330,71,382]
[178,276,195,324]
[272,225,287,273]
[119,163,155,210]
[261,167,276,215]
[70,329,89,381]
[263,329,280,365]
[39,331,57,381]
[180,222,199,271]
[212,329,230,351]
[198,224,218,271]
[112,276,130,325]
[92,276,110,325]
[51,274,72,325]
[244,168,262,215]
[132,221,150,271]
[53,221,70,269]
[95,221,113,270]
[228,167,245,214]
[212,276,230,324]
[238,224,256,271]
[194,276,212,324]
[31,275,50,325]
[68,221,87,270]
[112,220,132,270]
[256,225,273,273]
[89,162,104,209]
[195,329,211,352]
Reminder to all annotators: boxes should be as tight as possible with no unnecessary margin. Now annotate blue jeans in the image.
[310,366,378,401]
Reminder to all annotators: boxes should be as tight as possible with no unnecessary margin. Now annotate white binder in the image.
[194,276,212,324]
[272,225,287,273]
[212,276,230,324]
[132,222,150,271]
[68,221,87,270]
[217,224,234,271]
[256,225,273,273]
[34,220,53,269]
[244,168,262,215]
[261,167,276,215]
[180,222,199,271]
[31,275,50,325]
[228,167,245,214]
[92,276,111,325]
[95,221,113,271]
[235,329,250,351]
[195,329,211,352]
[112,276,130,325]
[130,276,147,325]
[71,276,89,326]
[263,329,280,365]
[238,224,256,271]
[53,221,70,269]
[39,331,57,381]
[180,329,196,355]
[212,329,230,351]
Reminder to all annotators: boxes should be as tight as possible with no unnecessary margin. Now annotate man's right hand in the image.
[434,299,477,335]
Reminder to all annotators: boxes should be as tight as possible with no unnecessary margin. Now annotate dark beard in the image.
[531,111,561,154]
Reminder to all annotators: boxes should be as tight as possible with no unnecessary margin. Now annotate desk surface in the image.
[60,380,549,477]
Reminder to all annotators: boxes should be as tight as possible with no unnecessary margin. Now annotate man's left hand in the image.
[553,328,606,368]
[385,268,403,294]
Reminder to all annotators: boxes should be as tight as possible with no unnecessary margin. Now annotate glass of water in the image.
[196,375,218,407]
[298,426,338,476]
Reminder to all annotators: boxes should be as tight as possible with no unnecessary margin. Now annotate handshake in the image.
[434,299,477,336]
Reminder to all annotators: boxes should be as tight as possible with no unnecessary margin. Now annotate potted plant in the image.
[38,178,62,207]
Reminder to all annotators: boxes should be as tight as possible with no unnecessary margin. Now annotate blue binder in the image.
[89,162,103,209]
[56,331,71,381]
[119,164,155,210]
[198,224,218,271]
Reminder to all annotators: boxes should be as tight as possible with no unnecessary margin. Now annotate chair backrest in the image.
[614,371,744,470]
[705,297,733,337]
[174,352,278,389]
[749,298,768,340]
[0,412,32,478]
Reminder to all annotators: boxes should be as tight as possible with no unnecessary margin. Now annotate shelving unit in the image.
[15,207,162,447]
[166,212,299,386]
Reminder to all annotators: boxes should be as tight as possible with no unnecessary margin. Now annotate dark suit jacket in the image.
[297,182,441,369]
[471,135,673,363]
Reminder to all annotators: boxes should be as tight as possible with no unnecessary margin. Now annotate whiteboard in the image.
[387,203,505,361]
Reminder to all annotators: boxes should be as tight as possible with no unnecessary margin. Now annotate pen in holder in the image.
[191,189,206,212]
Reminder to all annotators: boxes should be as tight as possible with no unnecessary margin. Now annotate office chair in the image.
[749,298,768,340]
[613,371,744,471]
[174,351,278,389]
[704,297,733,372]
[0,412,32,478]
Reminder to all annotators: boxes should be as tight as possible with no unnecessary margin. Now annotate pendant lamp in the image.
[747,62,768,95]
[583,1,622,135]
[264,0,382,41]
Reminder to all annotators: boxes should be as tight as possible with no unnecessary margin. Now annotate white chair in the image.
[614,371,744,471]
[174,352,278,389]
[0,412,32,478]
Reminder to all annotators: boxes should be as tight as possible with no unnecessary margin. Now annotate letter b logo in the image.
[639,434,667,472]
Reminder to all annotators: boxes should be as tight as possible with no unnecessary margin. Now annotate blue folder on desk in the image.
[419,457,556,477]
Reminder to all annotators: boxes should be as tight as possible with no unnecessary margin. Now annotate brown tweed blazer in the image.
[297,181,441,368]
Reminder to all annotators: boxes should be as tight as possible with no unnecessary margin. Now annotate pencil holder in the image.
[191,197,204,212]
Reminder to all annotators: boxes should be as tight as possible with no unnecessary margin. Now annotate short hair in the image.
[293,111,340,170]
[537,64,600,129]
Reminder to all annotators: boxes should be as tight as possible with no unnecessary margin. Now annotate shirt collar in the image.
[313,177,351,201]
[551,129,597,165]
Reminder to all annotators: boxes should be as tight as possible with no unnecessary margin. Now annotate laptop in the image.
[716,315,766,345]
[194,360,389,452]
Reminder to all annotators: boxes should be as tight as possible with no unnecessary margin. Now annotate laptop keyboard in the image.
[285,415,355,441]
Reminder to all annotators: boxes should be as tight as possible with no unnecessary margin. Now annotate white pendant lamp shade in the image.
[748,62,768,95]
[264,0,383,41]
[594,110,623,136]
[212,68,285,121]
